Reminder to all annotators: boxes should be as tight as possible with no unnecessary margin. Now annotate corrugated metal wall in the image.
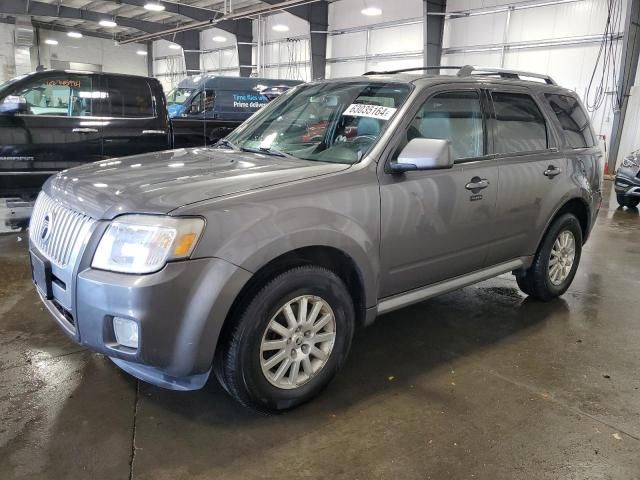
[442,0,626,140]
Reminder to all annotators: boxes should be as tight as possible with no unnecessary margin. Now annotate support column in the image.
[234,19,254,77]
[609,0,640,173]
[146,41,153,77]
[423,0,446,67]
[308,2,328,80]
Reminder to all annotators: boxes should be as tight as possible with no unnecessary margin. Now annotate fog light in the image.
[113,317,139,349]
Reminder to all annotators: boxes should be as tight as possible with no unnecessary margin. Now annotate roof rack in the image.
[363,66,463,76]
[457,65,557,85]
[364,65,557,85]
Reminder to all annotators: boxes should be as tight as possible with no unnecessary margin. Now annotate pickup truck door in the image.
[0,71,102,194]
[101,75,170,157]
[378,87,499,298]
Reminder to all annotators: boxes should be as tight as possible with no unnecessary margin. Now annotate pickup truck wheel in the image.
[215,266,355,412]
[516,213,582,302]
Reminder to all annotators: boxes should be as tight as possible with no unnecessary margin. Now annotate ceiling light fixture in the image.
[67,31,83,38]
[212,35,227,42]
[44,39,58,45]
[136,50,148,55]
[144,2,165,12]
[272,24,289,32]
[361,7,382,16]
[169,43,181,50]
[99,19,117,28]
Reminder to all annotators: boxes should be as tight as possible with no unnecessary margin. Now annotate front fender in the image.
[192,202,380,309]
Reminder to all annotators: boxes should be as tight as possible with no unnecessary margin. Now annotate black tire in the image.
[516,213,583,302]
[617,194,639,209]
[214,266,355,412]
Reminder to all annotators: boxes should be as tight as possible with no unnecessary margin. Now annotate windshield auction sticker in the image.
[342,104,397,120]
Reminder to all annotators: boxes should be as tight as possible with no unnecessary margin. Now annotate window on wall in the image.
[492,92,548,154]
[12,75,93,116]
[106,76,153,118]
[545,94,595,149]
[408,90,485,160]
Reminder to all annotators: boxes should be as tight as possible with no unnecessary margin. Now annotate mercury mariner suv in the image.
[29,66,603,411]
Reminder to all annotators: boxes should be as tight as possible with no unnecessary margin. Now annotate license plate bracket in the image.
[30,250,53,299]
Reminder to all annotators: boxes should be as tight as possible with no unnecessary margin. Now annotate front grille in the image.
[29,192,96,267]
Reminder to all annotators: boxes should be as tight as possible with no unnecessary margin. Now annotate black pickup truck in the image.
[0,70,300,199]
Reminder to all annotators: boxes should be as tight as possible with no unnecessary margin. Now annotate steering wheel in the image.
[349,134,377,148]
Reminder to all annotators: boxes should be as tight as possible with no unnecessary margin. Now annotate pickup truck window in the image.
[107,76,153,118]
[225,82,411,164]
[6,74,93,117]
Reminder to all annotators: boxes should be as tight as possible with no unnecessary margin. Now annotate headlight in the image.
[622,155,640,168]
[92,215,205,274]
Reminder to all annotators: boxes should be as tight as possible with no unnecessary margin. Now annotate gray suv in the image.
[29,66,603,411]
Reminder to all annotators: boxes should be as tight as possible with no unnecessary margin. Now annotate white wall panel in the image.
[36,29,147,76]
[327,61,366,79]
[251,12,310,80]
[327,32,368,59]
[330,0,422,30]
[326,0,425,79]
[369,23,423,55]
[0,23,15,82]
[443,12,507,48]
[442,51,501,67]
[442,0,625,140]
[507,0,615,43]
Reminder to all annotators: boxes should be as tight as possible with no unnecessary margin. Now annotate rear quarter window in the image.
[545,93,595,148]
[107,77,154,118]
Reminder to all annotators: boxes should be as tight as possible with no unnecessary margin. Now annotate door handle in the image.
[465,178,490,191]
[543,165,562,178]
[72,128,98,133]
[142,130,166,135]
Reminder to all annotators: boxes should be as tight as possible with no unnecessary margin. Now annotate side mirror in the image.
[0,95,28,115]
[389,138,454,173]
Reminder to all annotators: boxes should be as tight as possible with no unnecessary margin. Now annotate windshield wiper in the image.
[239,145,297,159]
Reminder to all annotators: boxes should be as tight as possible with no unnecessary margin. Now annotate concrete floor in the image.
[1,181,639,480]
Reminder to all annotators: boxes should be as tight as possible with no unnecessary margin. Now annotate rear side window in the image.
[492,92,548,154]
[8,74,93,116]
[545,94,595,148]
[409,91,485,160]
[107,77,153,118]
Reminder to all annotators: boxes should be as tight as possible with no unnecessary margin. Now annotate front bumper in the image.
[614,171,640,197]
[32,244,251,390]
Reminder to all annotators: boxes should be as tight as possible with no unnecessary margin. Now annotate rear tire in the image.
[616,194,639,209]
[516,213,582,301]
[214,265,355,412]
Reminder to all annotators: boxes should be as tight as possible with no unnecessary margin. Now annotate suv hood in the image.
[44,147,350,219]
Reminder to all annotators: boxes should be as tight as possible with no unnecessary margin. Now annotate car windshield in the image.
[224,82,411,164]
[167,87,195,105]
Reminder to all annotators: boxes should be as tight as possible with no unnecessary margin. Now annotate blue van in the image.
[168,75,301,147]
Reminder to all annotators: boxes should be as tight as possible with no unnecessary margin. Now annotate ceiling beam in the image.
[258,0,325,22]
[0,0,170,34]
[111,0,221,22]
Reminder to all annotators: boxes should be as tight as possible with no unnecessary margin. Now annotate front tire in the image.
[214,266,355,412]
[616,194,639,209]
[516,213,583,301]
